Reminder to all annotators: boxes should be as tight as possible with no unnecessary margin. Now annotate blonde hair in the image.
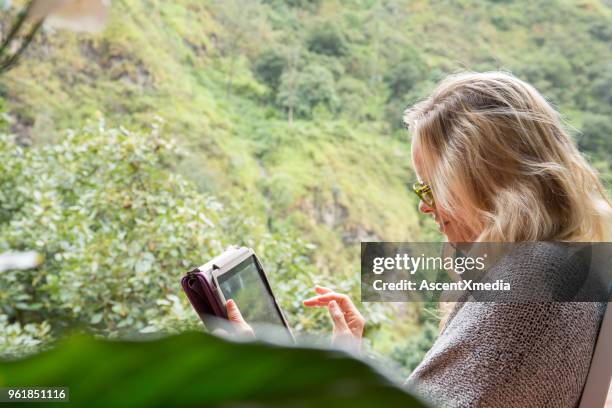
[404,71,611,242]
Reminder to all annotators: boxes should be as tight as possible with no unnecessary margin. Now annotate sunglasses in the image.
[413,181,435,207]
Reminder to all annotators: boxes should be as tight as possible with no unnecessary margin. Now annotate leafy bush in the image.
[0,121,231,340]
[0,121,392,357]
[0,316,51,359]
[390,303,441,376]
[391,319,439,376]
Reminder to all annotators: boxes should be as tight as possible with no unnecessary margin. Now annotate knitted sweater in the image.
[405,242,606,408]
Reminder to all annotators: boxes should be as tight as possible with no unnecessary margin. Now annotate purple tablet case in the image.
[181,268,227,330]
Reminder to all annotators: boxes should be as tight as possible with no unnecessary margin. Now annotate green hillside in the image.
[4,0,611,265]
[1,0,610,375]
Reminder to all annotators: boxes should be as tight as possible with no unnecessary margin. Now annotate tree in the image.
[384,49,427,102]
[306,23,348,57]
[211,0,268,96]
[276,64,339,121]
[274,44,301,123]
[578,114,612,158]
[262,0,322,11]
[254,48,288,94]
[591,63,612,111]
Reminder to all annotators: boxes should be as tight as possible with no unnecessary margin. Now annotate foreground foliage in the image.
[0,331,429,407]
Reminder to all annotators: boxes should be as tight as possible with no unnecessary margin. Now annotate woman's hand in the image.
[218,299,255,339]
[303,285,365,353]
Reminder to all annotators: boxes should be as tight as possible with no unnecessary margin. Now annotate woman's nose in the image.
[419,200,435,215]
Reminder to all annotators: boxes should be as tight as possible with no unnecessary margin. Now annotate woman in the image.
[226,72,612,407]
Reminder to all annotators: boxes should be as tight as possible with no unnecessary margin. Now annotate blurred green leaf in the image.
[0,332,429,408]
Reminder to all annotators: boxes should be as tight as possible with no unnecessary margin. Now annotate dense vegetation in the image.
[0,0,610,377]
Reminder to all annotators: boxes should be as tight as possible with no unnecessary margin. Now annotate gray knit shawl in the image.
[406,242,606,408]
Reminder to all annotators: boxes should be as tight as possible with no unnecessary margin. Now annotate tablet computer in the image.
[194,246,294,342]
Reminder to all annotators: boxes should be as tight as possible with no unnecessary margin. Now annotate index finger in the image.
[315,285,333,294]
[303,293,359,314]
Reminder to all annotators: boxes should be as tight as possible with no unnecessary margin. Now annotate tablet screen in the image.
[216,256,289,337]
